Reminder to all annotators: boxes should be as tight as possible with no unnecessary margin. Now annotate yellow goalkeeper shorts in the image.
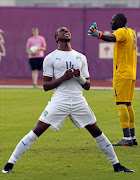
[113,78,135,102]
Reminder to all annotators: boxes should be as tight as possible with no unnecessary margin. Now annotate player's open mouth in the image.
[64,33,70,37]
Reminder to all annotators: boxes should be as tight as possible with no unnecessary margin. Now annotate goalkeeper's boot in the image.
[112,139,133,146]
[2,163,14,173]
[132,139,138,145]
[114,163,134,173]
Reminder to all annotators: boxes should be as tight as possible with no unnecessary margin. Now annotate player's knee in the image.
[85,123,102,137]
[33,121,50,137]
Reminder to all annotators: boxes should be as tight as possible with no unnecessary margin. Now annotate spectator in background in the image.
[26,27,47,88]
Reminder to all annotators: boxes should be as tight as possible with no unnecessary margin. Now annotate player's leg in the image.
[71,97,119,166]
[70,98,134,172]
[113,79,132,146]
[32,57,43,88]
[85,123,119,166]
[127,104,137,145]
[113,102,132,146]
[29,58,38,88]
[2,121,50,173]
[85,123,134,172]
[2,96,69,173]
[127,80,137,145]
[32,69,39,88]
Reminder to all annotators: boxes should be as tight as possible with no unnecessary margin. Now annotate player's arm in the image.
[43,69,74,91]
[88,22,116,42]
[101,34,116,42]
[39,46,46,51]
[73,69,90,90]
[82,77,90,90]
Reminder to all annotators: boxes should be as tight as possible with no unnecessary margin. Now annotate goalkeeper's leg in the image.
[127,105,137,145]
[116,103,131,139]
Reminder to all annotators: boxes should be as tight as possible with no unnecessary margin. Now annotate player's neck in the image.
[57,42,72,51]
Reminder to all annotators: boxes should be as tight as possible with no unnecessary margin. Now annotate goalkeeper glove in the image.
[88,22,102,38]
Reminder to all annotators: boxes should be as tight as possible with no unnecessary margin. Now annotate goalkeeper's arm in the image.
[101,34,116,42]
[88,22,116,42]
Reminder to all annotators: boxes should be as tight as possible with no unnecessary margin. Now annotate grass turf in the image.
[0,88,140,180]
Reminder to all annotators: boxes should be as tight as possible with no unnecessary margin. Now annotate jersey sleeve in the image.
[81,55,90,78]
[43,55,53,77]
[113,28,126,42]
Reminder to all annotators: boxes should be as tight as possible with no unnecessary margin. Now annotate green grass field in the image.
[0,88,140,180]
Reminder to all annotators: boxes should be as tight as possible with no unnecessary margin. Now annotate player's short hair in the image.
[115,14,127,26]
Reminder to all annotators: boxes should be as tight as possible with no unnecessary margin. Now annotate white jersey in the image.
[40,49,96,131]
[43,49,90,97]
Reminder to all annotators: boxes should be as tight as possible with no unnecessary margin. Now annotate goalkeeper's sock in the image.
[8,130,38,164]
[94,133,119,165]
[130,128,135,138]
[127,105,135,130]
[122,128,131,139]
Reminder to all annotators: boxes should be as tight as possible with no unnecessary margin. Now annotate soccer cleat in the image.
[112,139,133,146]
[132,139,138,145]
[114,165,134,173]
[2,163,14,173]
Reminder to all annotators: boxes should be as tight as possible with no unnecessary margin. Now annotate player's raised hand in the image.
[88,22,98,36]
[88,22,102,38]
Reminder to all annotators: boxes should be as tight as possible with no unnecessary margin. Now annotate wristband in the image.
[76,72,86,85]
[97,31,102,38]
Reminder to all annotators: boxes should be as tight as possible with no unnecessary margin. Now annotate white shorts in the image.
[39,95,96,131]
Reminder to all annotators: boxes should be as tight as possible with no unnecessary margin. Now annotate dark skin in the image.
[100,14,126,42]
[99,15,131,107]
[100,15,118,42]
[33,27,102,137]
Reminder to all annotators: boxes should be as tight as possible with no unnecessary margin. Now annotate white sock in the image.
[131,136,136,140]
[123,137,131,140]
[94,133,119,165]
[8,130,38,164]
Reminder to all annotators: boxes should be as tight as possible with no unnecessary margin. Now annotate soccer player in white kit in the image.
[2,27,134,173]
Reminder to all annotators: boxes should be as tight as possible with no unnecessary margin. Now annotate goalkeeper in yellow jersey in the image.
[88,13,137,146]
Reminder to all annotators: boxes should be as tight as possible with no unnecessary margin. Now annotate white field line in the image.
[90,87,140,90]
[0,85,42,88]
[0,124,35,126]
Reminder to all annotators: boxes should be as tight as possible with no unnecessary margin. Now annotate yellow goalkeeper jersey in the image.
[113,27,137,80]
